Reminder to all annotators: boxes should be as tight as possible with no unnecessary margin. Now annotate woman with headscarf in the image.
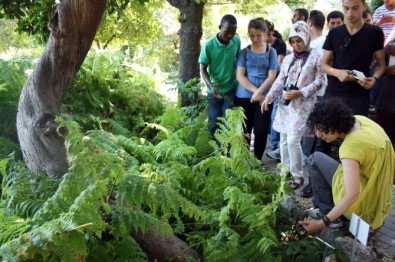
[261,21,326,189]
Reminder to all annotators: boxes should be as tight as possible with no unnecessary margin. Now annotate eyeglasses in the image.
[340,37,351,53]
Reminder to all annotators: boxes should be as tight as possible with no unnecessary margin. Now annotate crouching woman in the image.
[299,98,394,234]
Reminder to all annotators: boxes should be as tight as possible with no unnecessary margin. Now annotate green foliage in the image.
[95,0,164,49]
[0,57,36,144]
[0,19,40,52]
[0,102,299,260]
[370,0,384,11]
[61,49,165,135]
[0,0,149,42]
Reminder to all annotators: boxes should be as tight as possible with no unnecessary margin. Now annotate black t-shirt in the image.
[323,24,384,97]
[271,38,287,57]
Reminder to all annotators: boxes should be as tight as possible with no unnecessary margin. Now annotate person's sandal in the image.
[288,177,304,190]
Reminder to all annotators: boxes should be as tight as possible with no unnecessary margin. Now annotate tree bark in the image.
[131,226,203,261]
[16,0,107,177]
[167,0,205,106]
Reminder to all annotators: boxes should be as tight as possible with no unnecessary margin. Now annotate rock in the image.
[335,236,379,261]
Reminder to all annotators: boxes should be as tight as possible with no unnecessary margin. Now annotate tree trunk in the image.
[131,226,203,261]
[167,0,205,106]
[15,0,202,259]
[16,0,107,177]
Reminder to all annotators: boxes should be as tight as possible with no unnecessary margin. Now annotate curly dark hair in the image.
[307,98,355,134]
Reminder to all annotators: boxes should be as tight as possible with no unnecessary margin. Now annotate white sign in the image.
[349,213,370,246]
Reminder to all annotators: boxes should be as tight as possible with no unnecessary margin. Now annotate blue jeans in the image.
[270,99,280,150]
[207,90,235,135]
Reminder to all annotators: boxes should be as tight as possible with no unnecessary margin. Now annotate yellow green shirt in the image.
[332,116,394,229]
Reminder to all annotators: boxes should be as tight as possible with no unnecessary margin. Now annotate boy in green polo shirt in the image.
[199,14,241,135]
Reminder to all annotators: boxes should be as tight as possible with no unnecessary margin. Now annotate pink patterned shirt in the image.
[266,49,326,135]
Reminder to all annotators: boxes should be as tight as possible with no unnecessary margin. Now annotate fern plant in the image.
[0,57,35,144]
[61,50,165,136]
[0,49,327,260]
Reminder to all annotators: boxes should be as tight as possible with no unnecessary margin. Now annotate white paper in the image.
[349,213,370,246]
[389,55,395,67]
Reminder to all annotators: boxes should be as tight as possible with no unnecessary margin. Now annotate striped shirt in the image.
[373,5,395,39]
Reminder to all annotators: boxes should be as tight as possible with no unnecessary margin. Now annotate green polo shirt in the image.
[199,34,240,94]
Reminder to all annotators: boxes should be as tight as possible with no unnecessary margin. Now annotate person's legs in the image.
[374,109,395,146]
[253,102,272,159]
[287,133,304,179]
[370,77,383,107]
[279,133,289,169]
[302,136,315,157]
[270,99,280,150]
[235,97,255,148]
[221,89,235,116]
[207,94,222,135]
[308,151,340,215]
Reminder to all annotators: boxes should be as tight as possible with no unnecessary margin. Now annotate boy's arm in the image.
[321,50,355,82]
[200,64,218,97]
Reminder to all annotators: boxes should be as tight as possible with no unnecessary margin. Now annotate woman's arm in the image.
[236,66,258,93]
[299,158,360,234]
[326,158,360,222]
[251,69,277,102]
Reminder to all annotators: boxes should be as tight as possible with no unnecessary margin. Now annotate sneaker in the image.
[266,148,280,160]
[300,183,313,198]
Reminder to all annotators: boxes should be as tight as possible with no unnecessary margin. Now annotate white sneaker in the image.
[266,148,280,160]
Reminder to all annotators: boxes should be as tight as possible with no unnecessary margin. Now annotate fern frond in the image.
[101,118,132,137]
[159,106,185,133]
[111,236,148,262]
[194,126,214,158]
[1,159,57,218]
[0,136,20,159]
[116,135,156,165]
[60,180,110,237]
[116,174,203,226]
[111,207,173,239]
[0,209,30,245]
[154,137,196,164]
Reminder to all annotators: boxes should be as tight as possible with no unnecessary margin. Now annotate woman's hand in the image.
[298,217,325,234]
[261,97,270,112]
[251,89,263,103]
[283,90,302,101]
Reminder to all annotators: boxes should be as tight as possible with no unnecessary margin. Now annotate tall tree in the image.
[0,1,202,259]
[167,0,205,106]
[5,0,106,177]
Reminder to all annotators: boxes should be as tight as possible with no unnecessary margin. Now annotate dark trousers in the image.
[235,97,272,159]
[308,152,340,214]
[374,109,395,146]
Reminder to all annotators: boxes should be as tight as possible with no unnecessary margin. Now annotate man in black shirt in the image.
[321,0,385,116]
